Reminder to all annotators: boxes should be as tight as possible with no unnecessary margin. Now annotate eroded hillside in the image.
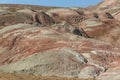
[0,1,120,80]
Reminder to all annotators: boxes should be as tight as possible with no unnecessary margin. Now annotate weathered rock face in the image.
[64,15,87,24]
[98,0,120,8]
[84,11,114,20]
[114,12,120,21]
[0,48,87,77]
[34,12,55,26]
[0,23,120,79]
[0,11,55,26]
[0,4,120,80]
[81,19,120,46]
[97,65,120,80]
[97,0,120,21]
[48,8,80,17]
[48,8,87,24]
[0,12,33,26]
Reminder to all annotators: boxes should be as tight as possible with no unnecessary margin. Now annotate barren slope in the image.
[0,3,120,80]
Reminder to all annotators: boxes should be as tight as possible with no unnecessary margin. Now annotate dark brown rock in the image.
[34,12,55,26]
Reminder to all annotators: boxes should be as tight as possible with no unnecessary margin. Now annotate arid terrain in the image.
[0,72,96,80]
[0,0,120,80]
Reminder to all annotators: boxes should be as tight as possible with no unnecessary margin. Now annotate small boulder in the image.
[78,66,100,79]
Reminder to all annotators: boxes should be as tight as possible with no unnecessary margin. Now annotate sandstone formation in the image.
[98,0,120,8]
[0,1,120,80]
[97,0,120,21]
[0,12,33,26]
[34,11,55,26]
[0,23,119,80]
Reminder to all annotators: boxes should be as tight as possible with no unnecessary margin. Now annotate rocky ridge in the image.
[97,0,120,21]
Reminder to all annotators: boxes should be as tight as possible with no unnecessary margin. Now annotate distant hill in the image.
[97,0,120,8]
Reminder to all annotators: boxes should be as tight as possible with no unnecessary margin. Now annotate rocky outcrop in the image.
[0,11,55,26]
[82,19,120,46]
[84,11,114,20]
[114,12,120,21]
[48,8,80,17]
[97,0,120,21]
[0,12,33,26]
[48,8,86,24]
[64,15,87,24]
[34,12,55,26]
[0,48,87,77]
